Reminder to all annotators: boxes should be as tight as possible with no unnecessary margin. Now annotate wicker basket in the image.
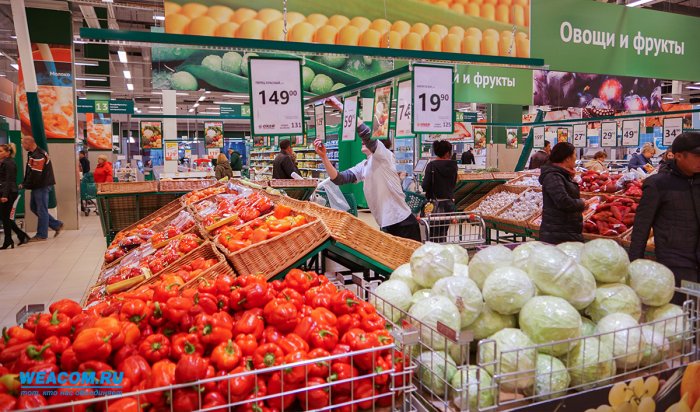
[505,174,542,189]
[160,179,217,192]
[458,172,493,181]
[269,179,318,188]
[464,185,527,218]
[181,261,236,292]
[216,208,330,279]
[492,172,518,180]
[97,181,158,194]
[490,189,541,228]
[180,183,227,207]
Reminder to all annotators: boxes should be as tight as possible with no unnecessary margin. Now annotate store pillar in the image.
[487,104,524,172]
[163,90,178,173]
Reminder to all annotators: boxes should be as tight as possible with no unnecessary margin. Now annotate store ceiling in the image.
[0,0,697,114]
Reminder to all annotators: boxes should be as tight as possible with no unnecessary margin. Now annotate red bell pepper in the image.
[106,397,141,412]
[144,359,176,407]
[170,333,204,361]
[234,333,258,357]
[138,333,171,363]
[211,339,242,371]
[353,378,376,409]
[42,335,70,355]
[233,310,264,339]
[266,371,300,410]
[112,321,141,351]
[112,344,138,369]
[148,301,166,328]
[35,311,71,341]
[73,327,112,362]
[190,292,219,316]
[282,350,308,384]
[310,327,339,352]
[279,333,309,355]
[261,326,282,344]
[337,314,361,336]
[217,363,256,400]
[118,355,151,391]
[311,307,338,328]
[215,273,235,294]
[0,342,33,368]
[15,344,56,372]
[0,394,16,412]
[119,299,152,326]
[307,348,331,378]
[193,313,233,347]
[2,326,35,347]
[327,362,359,394]
[284,269,316,294]
[293,316,318,341]
[17,394,48,410]
[331,290,360,316]
[172,388,201,412]
[252,343,284,369]
[240,282,275,310]
[154,281,183,303]
[298,377,330,410]
[49,299,82,318]
[175,354,210,383]
[360,312,386,332]
[278,287,304,309]
[202,391,227,412]
[23,314,39,333]
[164,296,194,324]
[263,298,298,333]
[60,347,80,371]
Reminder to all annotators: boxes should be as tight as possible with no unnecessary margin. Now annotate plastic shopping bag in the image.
[316,178,350,212]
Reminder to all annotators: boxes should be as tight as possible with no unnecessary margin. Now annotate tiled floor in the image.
[0,213,105,328]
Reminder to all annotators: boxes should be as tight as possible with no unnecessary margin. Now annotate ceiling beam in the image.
[648,2,700,18]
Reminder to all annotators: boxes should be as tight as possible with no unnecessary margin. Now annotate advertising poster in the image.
[204,121,224,148]
[506,128,519,148]
[86,113,112,150]
[17,43,75,140]
[162,1,530,58]
[0,77,15,119]
[473,126,487,149]
[164,141,178,161]
[253,136,265,147]
[557,127,570,144]
[646,103,694,129]
[140,121,163,149]
[371,85,392,140]
[533,70,663,112]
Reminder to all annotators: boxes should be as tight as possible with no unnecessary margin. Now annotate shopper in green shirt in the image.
[228,148,242,172]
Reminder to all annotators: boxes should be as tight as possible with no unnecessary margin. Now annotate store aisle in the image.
[0,214,105,328]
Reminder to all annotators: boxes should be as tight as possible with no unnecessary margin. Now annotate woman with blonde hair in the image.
[628,143,655,172]
[0,143,29,249]
[215,153,233,180]
[93,154,113,183]
[584,151,608,172]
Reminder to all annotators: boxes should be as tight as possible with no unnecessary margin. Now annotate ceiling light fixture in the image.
[75,60,99,67]
[148,106,161,109]
[188,108,195,113]
[198,95,206,102]
[123,70,132,79]
[193,103,200,108]
[75,76,108,82]
[626,0,654,6]
[662,97,674,100]
[117,50,128,63]
[10,35,16,39]
[153,15,165,21]
[686,86,700,90]
[222,94,249,98]
[10,63,18,70]
[176,92,189,96]
[127,83,134,91]
[213,101,242,105]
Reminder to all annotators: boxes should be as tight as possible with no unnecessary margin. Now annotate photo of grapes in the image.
[371,85,392,140]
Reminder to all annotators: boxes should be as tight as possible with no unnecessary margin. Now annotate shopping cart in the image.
[418,211,486,249]
[80,172,98,216]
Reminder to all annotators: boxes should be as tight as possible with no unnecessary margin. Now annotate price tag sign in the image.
[412,64,454,134]
[395,80,412,138]
[601,121,617,147]
[573,123,587,148]
[663,117,683,146]
[249,57,304,136]
[621,120,640,147]
[341,95,358,142]
[314,103,326,142]
[532,126,545,148]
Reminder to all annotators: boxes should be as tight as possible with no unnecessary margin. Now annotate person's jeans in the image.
[30,186,62,239]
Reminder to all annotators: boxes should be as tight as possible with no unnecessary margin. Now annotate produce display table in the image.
[97,191,186,244]
[455,178,510,210]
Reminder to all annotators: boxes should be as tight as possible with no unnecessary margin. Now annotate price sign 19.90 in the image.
[395,80,412,138]
[532,126,545,148]
[249,58,304,136]
[341,95,358,142]
[573,123,587,148]
[600,122,617,147]
[663,117,683,146]
[621,120,640,147]
[412,64,454,134]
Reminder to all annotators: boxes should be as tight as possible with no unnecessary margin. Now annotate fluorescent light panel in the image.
[10,63,18,70]
[626,0,654,6]
[75,60,99,67]
[75,76,107,82]
[127,83,134,91]
[123,70,132,79]
[213,101,242,105]
[198,95,206,101]
[117,50,128,63]
[153,15,165,21]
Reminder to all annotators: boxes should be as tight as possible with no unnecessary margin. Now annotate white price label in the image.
[341,95,358,142]
[622,120,640,147]
[314,103,326,142]
[663,117,683,146]
[600,122,617,147]
[532,126,545,148]
[249,58,304,136]
[395,80,412,138]
[412,64,453,134]
[573,123,587,148]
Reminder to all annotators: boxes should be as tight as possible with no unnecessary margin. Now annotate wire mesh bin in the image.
[418,212,486,248]
[361,278,700,412]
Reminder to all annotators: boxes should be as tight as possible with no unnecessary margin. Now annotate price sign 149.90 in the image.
[249,58,304,136]
[412,64,454,134]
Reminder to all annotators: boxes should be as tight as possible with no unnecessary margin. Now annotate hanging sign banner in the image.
[249,57,304,136]
[78,99,134,114]
[573,123,587,148]
[204,121,224,148]
[454,65,533,106]
[395,80,412,138]
[412,64,454,134]
[663,117,683,146]
[220,104,250,118]
[341,95,358,142]
[140,121,163,149]
[622,120,641,147]
[531,0,700,81]
[533,126,545,148]
[601,121,617,147]
[314,103,326,142]
[371,85,392,140]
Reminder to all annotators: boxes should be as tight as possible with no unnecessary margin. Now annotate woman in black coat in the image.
[538,142,585,244]
[0,143,29,249]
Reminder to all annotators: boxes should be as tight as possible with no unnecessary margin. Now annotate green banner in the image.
[455,111,478,123]
[78,99,134,114]
[454,65,533,106]
[531,0,700,81]
[220,104,250,118]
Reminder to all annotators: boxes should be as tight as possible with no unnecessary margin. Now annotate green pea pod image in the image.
[180,64,249,93]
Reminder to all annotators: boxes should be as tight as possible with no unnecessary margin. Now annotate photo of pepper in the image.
[204,122,224,148]
[140,121,163,149]
[163,0,529,57]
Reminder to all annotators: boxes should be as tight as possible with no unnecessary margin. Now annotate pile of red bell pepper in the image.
[200,192,273,229]
[622,179,643,197]
[583,195,637,237]
[579,171,622,193]
[217,205,309,253]
[182,185,227,206]
[0,270,406,411]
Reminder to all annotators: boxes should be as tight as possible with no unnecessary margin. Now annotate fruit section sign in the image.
[412,64,454,134]
[248,58,304,136]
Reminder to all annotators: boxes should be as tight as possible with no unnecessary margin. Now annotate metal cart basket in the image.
[418,211,486,248]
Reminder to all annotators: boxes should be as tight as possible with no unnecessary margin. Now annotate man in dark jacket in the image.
[272,139,301,179]
[528,140,551,169]
[539,142,585,244]
[228,148,242,172]
[79,150,90,173]
[461,147,475,165]
[629,132,700,286]
[21,137,63,241]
